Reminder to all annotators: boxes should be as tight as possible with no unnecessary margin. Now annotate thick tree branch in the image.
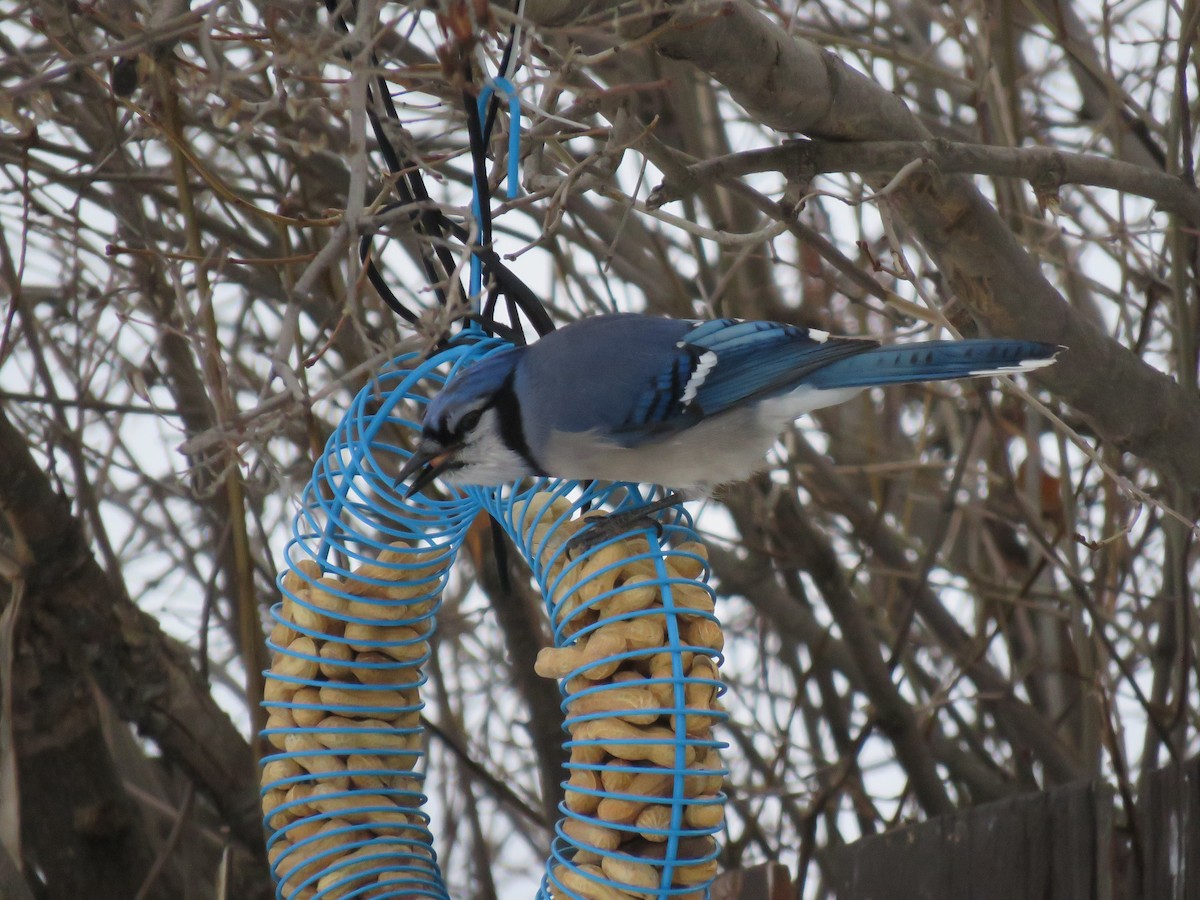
[652,138,1200,227]
[0,407,266,856]
[470,523,568,828]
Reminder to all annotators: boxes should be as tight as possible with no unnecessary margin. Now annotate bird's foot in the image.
[565,492,686,556]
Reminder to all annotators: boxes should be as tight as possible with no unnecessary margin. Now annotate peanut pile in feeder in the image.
[520,493,726,900]
[260,543,444,899]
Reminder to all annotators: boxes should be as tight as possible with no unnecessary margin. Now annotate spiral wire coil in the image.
[482,487,728,899]
[261,337,727,899]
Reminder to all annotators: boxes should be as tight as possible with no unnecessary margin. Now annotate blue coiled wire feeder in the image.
[260,335,728,899]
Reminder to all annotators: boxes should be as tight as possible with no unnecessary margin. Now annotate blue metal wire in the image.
[261,10,728,895]
[261,338,506,900]
[478,485,729,899]
[261,336,728,898]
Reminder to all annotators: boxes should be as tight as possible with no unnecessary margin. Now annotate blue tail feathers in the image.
[804,339,1061,390]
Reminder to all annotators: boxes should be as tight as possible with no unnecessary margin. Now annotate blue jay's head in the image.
[395,347,537,494]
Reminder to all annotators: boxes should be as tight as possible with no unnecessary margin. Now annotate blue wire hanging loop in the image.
[470,76,522,299]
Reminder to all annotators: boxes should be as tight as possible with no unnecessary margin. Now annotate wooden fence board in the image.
[711,862,794,900]
[1141,755,1200,900]
[824,780,1114,900]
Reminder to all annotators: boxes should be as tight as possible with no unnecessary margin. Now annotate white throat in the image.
[440,407,536,487]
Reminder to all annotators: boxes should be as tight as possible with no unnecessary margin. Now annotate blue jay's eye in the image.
[458,408,483,433]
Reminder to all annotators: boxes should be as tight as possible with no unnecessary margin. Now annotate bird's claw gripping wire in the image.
[564,491,685,556]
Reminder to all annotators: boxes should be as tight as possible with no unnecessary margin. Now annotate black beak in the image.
[395,440,459,498]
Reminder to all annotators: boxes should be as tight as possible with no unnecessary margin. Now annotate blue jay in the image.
[397,313,1060,500]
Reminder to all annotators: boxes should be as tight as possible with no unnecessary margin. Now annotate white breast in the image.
[541,386,863,494]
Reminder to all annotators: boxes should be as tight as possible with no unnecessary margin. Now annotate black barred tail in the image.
[804,339,1061,390]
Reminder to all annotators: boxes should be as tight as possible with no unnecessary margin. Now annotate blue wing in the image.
[514,315,868,450]
[515,314,1060,453]
[618,318,876,437]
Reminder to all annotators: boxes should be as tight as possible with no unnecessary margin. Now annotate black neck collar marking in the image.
[493,373,547,477]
